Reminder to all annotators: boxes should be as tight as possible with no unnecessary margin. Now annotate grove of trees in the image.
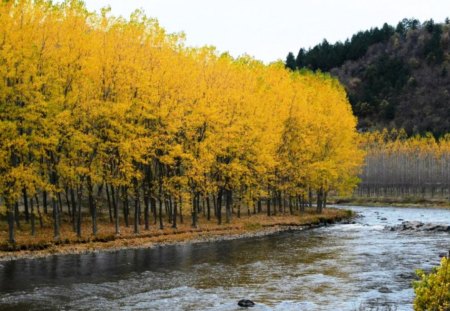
[357,129,450,198]
[0,0,363,244]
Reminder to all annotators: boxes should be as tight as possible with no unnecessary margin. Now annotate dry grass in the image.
[0,208,351,261]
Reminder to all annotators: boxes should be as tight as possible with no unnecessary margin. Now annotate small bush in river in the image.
[413,256,450,311]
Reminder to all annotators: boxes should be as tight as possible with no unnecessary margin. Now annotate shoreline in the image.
[332,197,450,209]
[0,210,352,262]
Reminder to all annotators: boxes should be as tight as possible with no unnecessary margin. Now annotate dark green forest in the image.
[286,18,450,136]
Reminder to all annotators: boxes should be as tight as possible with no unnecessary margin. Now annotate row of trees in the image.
[0,0,363,244]
[357,130,450,198]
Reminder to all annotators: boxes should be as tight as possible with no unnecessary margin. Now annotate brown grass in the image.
[0,208,352,261]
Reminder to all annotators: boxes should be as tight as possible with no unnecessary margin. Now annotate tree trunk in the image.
[202,197,206,217]
[151,197,157,225]
[43,191,48,214]
[217,189,223,225]
[14,202,20,229]
[300,195,305,213]
[111,186,120,235]
[272,194,277,216]
[172,197,177,229]
[278,192,283,214]
[70,188,77,232]
[76,186,83,238]
[53,196,60,241]
[308,188,313,208]
[316,188,323,214]
[196,194,201,219]
[225,189,232,224]
[143,191,150,230]
[191,192,198,228]
[179,196,184,224]
[87,177,97,236]
[105,183,113,223]
[138,200,142,225]
[168,197,173,223]
[289,196,293,215]
[206,194,211,221]
[57,192,64,217]
[7,202,15,244]
[134,186,140,234]
[212,194,217,217]
[34,194,43,228]
[64,186,72,219]
[30,196,36,236]
[158,198,164,229]
[122,187,129,227]
[23,188,29,223]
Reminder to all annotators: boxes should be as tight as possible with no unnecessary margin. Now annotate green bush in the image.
[344,209,354,217]
[244,222,262,231]
[414,256,450,311]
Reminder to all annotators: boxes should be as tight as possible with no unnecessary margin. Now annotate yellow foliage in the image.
[0,0,363,216]
[414,256,450,311]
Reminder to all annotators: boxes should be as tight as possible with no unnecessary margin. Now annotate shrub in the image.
[414,256,450,311]
[243,222,262,231]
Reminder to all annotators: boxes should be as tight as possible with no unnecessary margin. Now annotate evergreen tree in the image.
[285,52,296,70]
[296,48,306,69]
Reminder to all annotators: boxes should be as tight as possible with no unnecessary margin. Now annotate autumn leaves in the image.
[0,1,363,242]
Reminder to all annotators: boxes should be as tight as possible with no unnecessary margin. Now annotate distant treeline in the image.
[357,129,450,198]
[286,18,448,72]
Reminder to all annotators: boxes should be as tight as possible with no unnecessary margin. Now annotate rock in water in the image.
[378,286,393,293]
[387,221,450,232]
[238,299,255,308]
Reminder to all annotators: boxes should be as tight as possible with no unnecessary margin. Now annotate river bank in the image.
[332,196,450,208]
[0,208,352,262]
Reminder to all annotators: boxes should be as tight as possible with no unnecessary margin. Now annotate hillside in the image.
[286,18,450,136]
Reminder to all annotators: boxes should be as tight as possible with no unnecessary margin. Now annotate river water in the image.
[0,206,449,311]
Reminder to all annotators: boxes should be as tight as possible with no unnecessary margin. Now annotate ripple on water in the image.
[0,206,449,311]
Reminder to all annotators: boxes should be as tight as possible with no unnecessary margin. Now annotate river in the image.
[0,206,449,310]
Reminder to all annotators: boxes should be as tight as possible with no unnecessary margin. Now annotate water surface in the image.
[1,206,449,310]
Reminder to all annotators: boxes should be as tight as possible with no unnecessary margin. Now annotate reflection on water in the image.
[0,206,449,310]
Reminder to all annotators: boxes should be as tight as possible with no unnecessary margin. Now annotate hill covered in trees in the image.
[286,18,450,137]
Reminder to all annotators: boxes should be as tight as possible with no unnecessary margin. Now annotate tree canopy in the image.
[0,0,363,243]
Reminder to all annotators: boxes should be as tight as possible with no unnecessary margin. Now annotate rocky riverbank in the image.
[387,221,450,232]
[0,209,353,262]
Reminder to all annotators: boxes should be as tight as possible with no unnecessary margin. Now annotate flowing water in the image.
[0,206,449,310]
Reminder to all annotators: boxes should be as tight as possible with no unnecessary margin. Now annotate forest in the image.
[286,18,450,136]
[0,0,363,245]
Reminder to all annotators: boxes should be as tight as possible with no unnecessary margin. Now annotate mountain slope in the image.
[287,19,450,136]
